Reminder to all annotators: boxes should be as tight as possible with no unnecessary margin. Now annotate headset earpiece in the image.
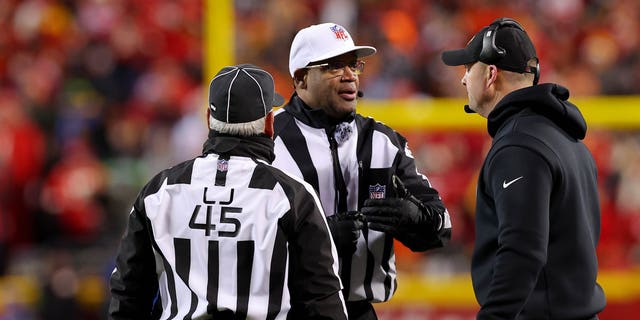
[480,18,539,85]
[480,23,502,62]
[532,59,540,85]
[479,18,526,64]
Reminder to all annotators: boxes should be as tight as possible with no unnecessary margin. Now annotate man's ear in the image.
[487,65,498,88]
[293,70,307,89]
[264,111,274,138]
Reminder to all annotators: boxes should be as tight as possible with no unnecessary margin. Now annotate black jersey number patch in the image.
[189,205,243,237]
[189,187,242,237]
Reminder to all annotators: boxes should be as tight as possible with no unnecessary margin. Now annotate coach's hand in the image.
[326,211,364,258]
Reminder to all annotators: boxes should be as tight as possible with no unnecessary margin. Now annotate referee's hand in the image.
[362,197,423,238]
[362,175,443,242]
[326,212,364,257]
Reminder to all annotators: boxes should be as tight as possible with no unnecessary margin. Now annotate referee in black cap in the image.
[441,18,605,319]
[109,64,348,319]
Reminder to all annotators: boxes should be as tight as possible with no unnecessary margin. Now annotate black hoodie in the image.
[472,83,606,319]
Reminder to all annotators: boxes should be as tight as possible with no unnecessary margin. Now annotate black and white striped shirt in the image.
[109,135,347,320]
[273,95,452,303]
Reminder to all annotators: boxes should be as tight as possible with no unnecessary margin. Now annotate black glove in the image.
[326,211,364,258]
[362,175,443,240]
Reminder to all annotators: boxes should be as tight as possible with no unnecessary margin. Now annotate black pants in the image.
[346,300,377,320]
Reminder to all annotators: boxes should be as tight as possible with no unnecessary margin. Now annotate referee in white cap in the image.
[109,64,348,319]
[273,23,452,319]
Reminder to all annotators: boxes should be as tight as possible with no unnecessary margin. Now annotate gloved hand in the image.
[326,211,364,258]
[362,175,443,240]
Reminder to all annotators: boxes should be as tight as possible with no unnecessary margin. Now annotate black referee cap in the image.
[209,64,284,124]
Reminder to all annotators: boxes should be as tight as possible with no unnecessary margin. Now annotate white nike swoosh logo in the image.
[503,176,524,189]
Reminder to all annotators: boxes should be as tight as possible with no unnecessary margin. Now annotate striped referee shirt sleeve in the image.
[393,134,452,251]
[109,205,159,319]
[273,169,348,320]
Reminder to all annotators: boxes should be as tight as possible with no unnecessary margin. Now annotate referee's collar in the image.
[202,132,275,163]
[284,94,355,129]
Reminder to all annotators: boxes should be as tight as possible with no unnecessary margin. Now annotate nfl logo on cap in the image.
[330,25,349,40]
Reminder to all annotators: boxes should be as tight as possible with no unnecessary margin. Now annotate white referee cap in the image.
[289,23,376,77]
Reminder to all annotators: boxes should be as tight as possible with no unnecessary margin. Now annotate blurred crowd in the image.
[1,0,204,318]
[1,0,640,318]
[236,0,640,98]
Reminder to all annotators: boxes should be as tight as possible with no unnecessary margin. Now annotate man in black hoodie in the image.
[441,18,606,319]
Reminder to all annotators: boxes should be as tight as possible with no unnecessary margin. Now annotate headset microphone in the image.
[357,91,364,98]
[464,105,476,113]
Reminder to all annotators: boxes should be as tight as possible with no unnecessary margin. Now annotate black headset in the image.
[479,18,540,85]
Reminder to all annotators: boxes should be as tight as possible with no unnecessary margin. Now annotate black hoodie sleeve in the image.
[478,145,553,319]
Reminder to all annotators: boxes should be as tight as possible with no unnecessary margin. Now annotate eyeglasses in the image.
[306,60,365,75]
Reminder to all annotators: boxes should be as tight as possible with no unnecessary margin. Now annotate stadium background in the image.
[1,0,640,318]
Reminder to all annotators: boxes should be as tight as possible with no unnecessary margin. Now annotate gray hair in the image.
[209,114,266,136]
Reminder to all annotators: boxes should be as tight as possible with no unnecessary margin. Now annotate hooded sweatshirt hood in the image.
[487,83,587,139]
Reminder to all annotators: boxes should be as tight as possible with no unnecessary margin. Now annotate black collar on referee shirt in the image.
[284,93,355,130]
[202,131,276,163]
